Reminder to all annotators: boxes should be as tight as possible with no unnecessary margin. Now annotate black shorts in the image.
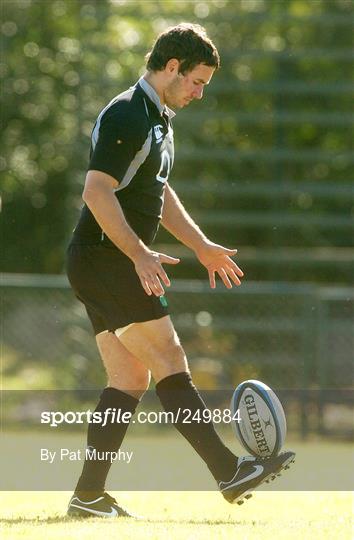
[66,243,169,335]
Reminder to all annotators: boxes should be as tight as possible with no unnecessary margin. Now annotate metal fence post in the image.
[300,289,317,439]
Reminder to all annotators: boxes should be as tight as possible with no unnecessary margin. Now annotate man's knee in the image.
[107,367,150,398]
[96,330,151,397]
[164,331,185,357]
[152,334,188,380]
[119,319,189,381]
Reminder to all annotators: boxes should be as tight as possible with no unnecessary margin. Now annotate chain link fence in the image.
[1,274,353,437]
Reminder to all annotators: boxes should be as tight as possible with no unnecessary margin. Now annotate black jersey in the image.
[71,78,175,247]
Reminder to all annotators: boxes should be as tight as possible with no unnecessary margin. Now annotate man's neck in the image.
[143,71,165,105]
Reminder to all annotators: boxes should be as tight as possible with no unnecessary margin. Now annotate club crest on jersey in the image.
[154,124,163,143]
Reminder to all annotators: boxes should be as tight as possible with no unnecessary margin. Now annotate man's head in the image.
[145,23,220,109]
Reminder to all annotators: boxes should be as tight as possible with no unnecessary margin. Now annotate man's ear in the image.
[165,58,180,74]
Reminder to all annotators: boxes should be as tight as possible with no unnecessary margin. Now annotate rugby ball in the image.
[231,380,286,457]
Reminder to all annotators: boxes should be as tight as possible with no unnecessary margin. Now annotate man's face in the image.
[163,63,215,109]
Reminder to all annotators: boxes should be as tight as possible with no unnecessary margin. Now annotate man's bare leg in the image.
[96,330,151,398]
[119,315,238,482]
[71,331,150,506]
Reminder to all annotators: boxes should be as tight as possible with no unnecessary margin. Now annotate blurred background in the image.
[1,0,353,438]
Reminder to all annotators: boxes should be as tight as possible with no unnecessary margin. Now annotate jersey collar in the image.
[138,76,176,119]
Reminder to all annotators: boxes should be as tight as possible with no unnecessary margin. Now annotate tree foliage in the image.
[1,0,353,273]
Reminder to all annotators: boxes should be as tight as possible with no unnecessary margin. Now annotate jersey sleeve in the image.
[88,105,148,184]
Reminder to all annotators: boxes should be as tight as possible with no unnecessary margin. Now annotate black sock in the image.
[156,371,237,482]
[75,387,139,498]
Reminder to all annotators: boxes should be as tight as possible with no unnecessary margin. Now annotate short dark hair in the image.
[145,23,220,75]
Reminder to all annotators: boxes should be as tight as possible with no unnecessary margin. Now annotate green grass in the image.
[0,491,352,539]
[1,436,353,538]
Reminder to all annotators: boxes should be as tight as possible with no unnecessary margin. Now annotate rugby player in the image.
[66,23,294,518]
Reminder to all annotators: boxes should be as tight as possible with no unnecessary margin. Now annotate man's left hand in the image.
[195,241,244,289]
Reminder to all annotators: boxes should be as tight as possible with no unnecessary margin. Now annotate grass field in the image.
[1,435,353,538]
[0,491,352,539]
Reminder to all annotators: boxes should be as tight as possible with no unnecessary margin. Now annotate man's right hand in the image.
[132,248,180,296]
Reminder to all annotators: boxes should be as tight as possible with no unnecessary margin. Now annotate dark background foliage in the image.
[1,0,353,283]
